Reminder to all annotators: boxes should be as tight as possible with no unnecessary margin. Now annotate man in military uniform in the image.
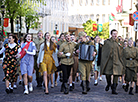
[123,38,138,95]
[75,32,96,94]
[100,29,124,95]
[33,30,44,87]
[58,32,76,94]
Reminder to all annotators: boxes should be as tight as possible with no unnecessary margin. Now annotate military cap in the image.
[78,31,85,37]
[64,32,70,36]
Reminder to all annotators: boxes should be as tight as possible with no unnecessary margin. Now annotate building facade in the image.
[2,0,138,39]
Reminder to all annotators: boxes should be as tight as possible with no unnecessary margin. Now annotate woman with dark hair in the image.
[19,33,36,95]
[0,34,20,94]
[37,32,57,94]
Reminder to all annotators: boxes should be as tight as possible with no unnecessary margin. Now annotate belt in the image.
[126,58,135,60]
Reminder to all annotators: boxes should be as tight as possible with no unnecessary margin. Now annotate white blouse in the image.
[0,43,21,55]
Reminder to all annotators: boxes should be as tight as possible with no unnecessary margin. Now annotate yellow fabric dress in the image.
[39,45,57,75]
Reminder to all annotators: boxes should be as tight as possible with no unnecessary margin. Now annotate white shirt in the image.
[0,43,21,55]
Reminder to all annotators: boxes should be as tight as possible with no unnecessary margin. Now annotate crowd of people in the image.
[0,29,138,96]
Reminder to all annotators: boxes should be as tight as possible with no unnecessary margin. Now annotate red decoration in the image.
[3,18,9,27]
[56,30,59,35]
[129,14,134,26]
[116,0,123,13]
[93,24,97,31]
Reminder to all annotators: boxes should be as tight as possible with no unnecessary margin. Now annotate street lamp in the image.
[96,14,99,35]
[1,5,5,37]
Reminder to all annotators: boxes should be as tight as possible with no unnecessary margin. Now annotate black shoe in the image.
[69,86,73,91]
[125,84,129,92]
[37,84,42,87]
[129,87,134,95]
[122,85,126,89]
[105,85,110,91]
[19,81,22,85]
[72,83,75,89]
[76,77,79,82]
[5,89,10,94]
[45,92,49,95]
[60,83,64,92]
[86,80,90,91]
[9,89,13,93]
[135,85,138,93]
[112,83,118,95]
[82,81,87,94]
[64,83,69,94]
[94,83,98,86]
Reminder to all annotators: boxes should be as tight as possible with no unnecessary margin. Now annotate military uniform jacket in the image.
[100,38,124,75]
[123,46,138,67]
[58,41,76,65]
[57,40,65,50]
[123,46,138,82]
[33,37,44,56]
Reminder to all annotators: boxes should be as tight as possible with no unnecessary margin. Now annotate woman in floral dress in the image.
[0,34,20,94]
[37,32,57,94]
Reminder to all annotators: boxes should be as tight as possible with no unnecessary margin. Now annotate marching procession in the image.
[0,29,138,98]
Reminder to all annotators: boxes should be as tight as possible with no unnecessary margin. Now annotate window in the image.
[108,0,110,5]
[102,14,105,23]
[79,0,83,6]
[85,0,88,6]
[84,15,89,21]
[90,14,94,20]
[91,0,94,6]
[71,0,74,6]
[96,0,100,5]
[102,0,106,5]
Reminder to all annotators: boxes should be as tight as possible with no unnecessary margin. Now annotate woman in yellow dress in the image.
[37,32,57,94]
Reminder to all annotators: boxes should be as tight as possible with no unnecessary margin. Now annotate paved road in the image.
[0,64,138,102]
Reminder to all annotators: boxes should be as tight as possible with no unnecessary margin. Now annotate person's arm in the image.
[0,47,5,54]
[58,44,66,58]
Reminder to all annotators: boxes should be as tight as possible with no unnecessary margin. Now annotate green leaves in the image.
[82,19,109,39]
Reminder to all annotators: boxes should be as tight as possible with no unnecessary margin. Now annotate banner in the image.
[93,24,97,31]
[98,24,102,32]
[3,18,9,27]
[129,14,134,26]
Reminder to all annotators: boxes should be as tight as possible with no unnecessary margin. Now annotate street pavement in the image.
[0,64,138,102]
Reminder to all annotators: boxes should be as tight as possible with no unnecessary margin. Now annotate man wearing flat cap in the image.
[75,31,96,94]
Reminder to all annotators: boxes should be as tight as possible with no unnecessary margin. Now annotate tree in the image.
[23,1,40,33]
[82,19,109,39]
[2,0,20,33]
[0,0,46,34]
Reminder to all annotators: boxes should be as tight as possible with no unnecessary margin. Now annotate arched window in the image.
[71,0,74,6]
[85,0,88,6]
[91,0,94,6]
[90,14,94,20]
[79,0,83,6]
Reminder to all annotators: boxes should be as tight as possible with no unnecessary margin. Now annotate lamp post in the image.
[96,14,99,35]
[135,3,138,42]
[1,5,5,37]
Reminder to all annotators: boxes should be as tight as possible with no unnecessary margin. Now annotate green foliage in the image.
[82,19,109,39]
[23,0,40,33]
[0,0,46,33]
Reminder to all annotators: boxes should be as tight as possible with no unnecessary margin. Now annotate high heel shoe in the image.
[45,92,49,95]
